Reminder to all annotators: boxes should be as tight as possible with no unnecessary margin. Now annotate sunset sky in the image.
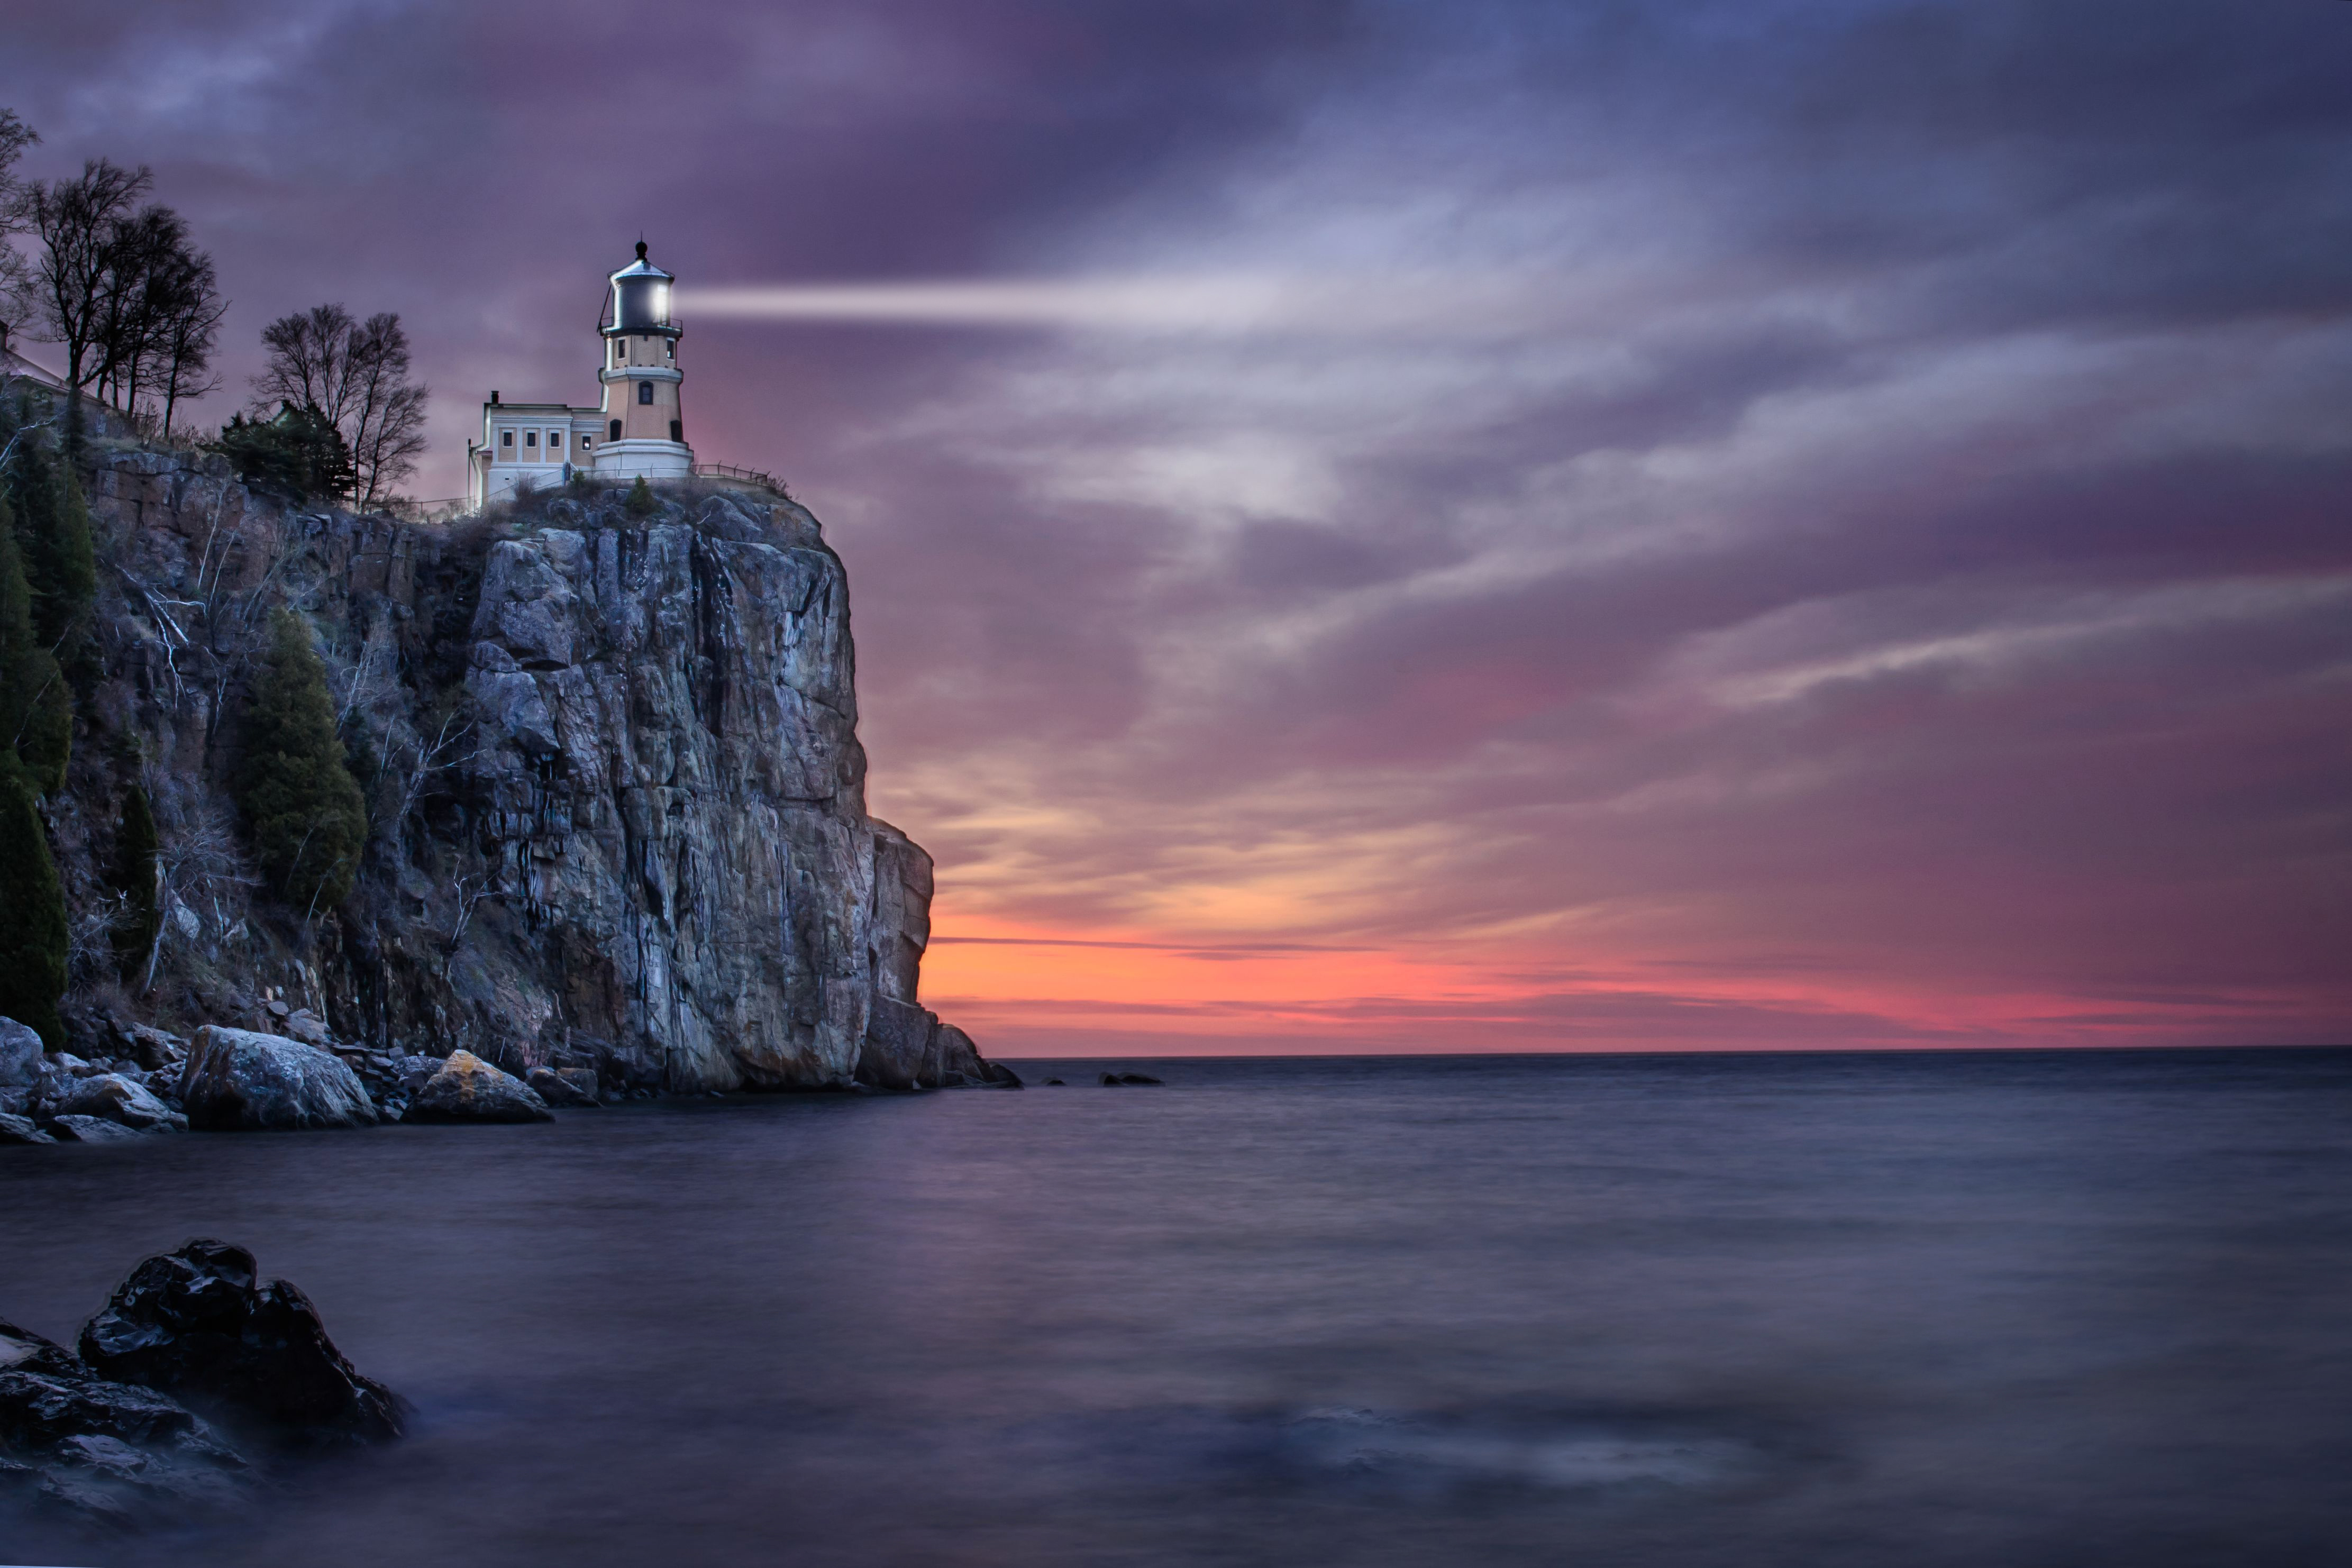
[6,1,2347,1055]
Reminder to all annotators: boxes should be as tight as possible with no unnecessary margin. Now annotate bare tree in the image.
[17,158,152,393]
[254,304,428,506]
[0,109,37,327]
[151,245,225,437]
[344,314,427,505]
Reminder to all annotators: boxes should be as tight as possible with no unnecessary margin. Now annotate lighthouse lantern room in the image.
[467,241,695,508]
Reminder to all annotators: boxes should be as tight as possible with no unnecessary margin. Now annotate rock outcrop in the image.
[0,1019,41,1089]
[53,1073,185,1132]
[0,1316,251,1525]
[403,1049,552,1123]
[76,1239,403,1448]
[177,1026,380,1132]
[526,1065,599,1107]
[27,426,1001,1099]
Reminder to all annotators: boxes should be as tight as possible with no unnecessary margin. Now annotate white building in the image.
[467,243,696,508]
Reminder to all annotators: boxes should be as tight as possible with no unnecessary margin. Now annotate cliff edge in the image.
[44,429,1000,1094]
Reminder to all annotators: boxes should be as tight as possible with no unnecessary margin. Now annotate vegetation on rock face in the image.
[0,755,69,1048]
[213,404,357,503]
[4,415,100,679]
[0,484,72,794]
[234,609,368,914]
[114,781,161,979]
[624,476,658,517]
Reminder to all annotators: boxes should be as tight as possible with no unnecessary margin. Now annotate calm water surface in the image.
[4,1049,2349,1567]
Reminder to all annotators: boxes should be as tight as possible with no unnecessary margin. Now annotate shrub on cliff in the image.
[213,404,355,503]
[0,754,69,1049]
[234,610,367,914]
[624,476,657,517]
[0,486,72,794]
[114,782,161,978]
[3,414,98,663]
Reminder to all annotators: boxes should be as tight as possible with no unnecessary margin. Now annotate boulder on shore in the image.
[177,1026,380,1132]
[0,1111,56,1145]
[76,1239,404,1448]
[0,1017,42,1088]
[54,1073,185,1132]
[403,1050,553,1123]
[0,1315,252,1526]
[525,1065,599,1108]
[41,1115,149,1143]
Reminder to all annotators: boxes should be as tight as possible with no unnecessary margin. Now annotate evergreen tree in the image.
[234,609,367,913]
[0,489,71,795]
[114,782,160,979]
[5,428,98,659]
[211,404,355,503]
[623,475,657,517]
[0,753,68,1049]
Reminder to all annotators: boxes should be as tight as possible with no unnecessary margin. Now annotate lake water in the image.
[5,1049,2350,1566]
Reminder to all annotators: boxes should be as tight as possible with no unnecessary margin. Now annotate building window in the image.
[665,341,674,361]
[670,420,682,442]
[500,430,513,448]
[524,430,537,449]
[579,432,591,448]
[637,380,652,405]
[609,419,622,441]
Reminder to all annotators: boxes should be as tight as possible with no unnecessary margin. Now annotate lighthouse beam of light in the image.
[676,274,1606,340]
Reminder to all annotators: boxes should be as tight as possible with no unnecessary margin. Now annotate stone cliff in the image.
[44,430,1000,1094]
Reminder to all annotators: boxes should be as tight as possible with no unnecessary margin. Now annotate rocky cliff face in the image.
[46,429,997,1093]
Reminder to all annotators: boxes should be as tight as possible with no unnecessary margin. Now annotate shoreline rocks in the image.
[78,1240,404,1449]
[4,1239,406,1530]
[403,1050,552,1124]
[177,1026,381,1132]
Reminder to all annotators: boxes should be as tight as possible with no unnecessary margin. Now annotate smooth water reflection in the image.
[4,1049,2349,1566]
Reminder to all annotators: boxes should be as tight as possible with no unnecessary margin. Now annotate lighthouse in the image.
[466,241,697,507]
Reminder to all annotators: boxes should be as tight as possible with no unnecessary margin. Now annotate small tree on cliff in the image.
[0,753,68,1047]
[113,781,160,979]
[3,412,99,686]
[623,476,657,517]
[234,609,367,914]
[0,485,70,795]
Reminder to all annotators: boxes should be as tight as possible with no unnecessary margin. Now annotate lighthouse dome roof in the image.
[608,241,678,332]
[608,240,674,285]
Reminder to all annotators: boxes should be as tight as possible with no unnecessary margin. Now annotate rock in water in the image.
[76,1239,403,1447]
[525,1065,599,1108]
[54,1073,185,1132]
[0,1316,251,1525]
[40,1115,148,1143]
[404,1050,553,1123]
[177,1026,381,1132]
[0,1016,41,1088]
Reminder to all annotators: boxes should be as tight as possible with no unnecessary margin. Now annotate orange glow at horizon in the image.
[914,909,2295,1059]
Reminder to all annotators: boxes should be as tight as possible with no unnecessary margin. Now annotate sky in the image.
[4,0,2347,1056]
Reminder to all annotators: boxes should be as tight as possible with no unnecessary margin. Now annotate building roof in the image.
[608,240,674,285]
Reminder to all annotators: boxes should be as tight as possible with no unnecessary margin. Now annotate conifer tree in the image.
[0,489,71,795]
[6,430,98,661]
[234,609,367,913]
[624,475,657,517]
[114,782,160,979]
[0,482,69,1044]
[0,753,68,1047]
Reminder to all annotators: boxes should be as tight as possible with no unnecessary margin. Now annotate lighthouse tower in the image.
[466,241,696,507]
[594,242,694,482]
